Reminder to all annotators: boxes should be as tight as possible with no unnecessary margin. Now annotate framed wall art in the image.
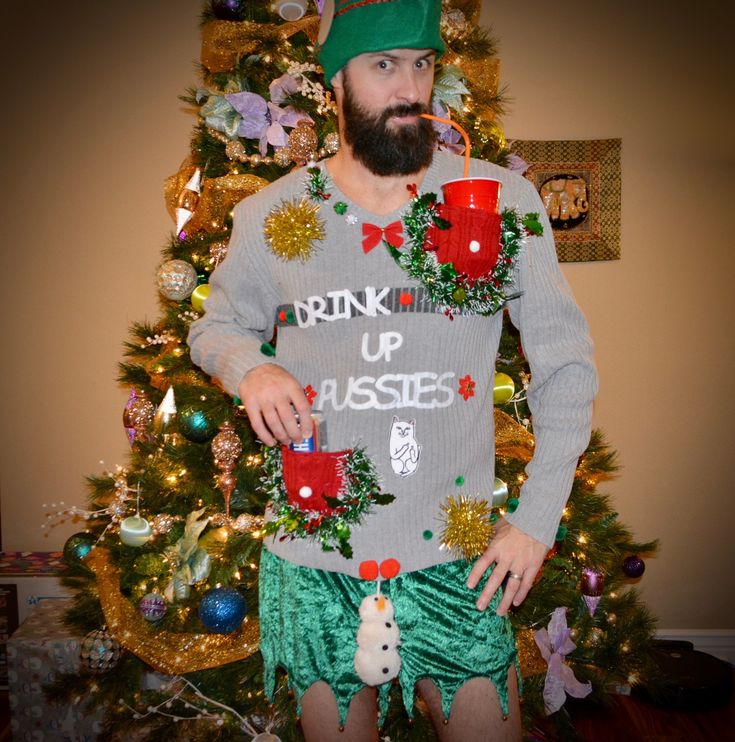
[509,138,622,262]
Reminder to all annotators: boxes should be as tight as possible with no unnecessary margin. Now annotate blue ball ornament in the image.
[63,532,96,566]
[198,587,247,634]
[178,405,217,443]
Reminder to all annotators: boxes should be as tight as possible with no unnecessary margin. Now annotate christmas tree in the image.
[49,1,659,739]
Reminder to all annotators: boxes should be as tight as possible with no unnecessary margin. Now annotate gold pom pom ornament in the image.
[264,197,325,262]
[440,495,494,559]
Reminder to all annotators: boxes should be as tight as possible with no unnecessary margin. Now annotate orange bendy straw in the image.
[420,113,471,177]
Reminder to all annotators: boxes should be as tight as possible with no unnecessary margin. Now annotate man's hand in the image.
[238,363,313,447]
[466,519,548,616]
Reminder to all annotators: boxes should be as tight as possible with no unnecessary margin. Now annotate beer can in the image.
[289,413,324,452]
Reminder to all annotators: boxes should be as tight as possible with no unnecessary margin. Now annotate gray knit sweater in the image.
[188,150,597,577]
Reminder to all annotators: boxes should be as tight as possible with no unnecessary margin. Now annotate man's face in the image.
[336,48,437,176]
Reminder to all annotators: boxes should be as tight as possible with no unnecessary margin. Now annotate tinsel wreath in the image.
[260,446,394,558]
[85,548,259,674]
[388,191,543,316]
[264,197,325,261]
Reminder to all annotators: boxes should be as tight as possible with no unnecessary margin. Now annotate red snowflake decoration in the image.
[458,374,476,401]
[304,384,317,405]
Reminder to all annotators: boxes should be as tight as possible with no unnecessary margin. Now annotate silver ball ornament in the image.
[156,259,198,301]
[80,627,122,672]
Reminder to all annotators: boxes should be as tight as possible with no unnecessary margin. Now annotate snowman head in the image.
[359,593,395,622]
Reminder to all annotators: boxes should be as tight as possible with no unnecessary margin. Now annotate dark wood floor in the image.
[1,683,732,741]
[538,674,735,742]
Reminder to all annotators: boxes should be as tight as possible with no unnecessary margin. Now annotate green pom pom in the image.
[260,342,276,357]
[454,475,465,486]
[423,529,433,541]
[555,524,568,541]
[506,497,519,513]
[333,201,348,215]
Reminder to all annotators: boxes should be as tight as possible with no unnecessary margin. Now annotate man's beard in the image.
[341,76,436,176]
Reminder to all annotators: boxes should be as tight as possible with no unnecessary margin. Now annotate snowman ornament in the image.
[354,558,402,686]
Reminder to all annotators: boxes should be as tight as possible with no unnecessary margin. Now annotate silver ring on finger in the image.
[508,572,523,581]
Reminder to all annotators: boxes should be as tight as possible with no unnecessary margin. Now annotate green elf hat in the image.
[316,0,445,88]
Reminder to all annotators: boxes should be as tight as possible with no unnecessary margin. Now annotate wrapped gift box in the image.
[7,598,105,741]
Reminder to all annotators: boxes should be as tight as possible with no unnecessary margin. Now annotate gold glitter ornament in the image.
[274,147,292,167]
[151,513,179,535]
[85,548,258,673]
[287,120,318,165]
[264,197,325,261]
[126,391,156,442]
[440,495,494,559]
[323,132,340,155]
[212,421,242,517]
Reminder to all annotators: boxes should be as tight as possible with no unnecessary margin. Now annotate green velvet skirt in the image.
[259,548,518,726]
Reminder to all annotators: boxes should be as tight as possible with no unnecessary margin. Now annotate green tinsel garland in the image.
[260,446,394,559]
[388,191,543,316]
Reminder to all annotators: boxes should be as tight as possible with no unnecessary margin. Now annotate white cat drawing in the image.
[389,416,421,477]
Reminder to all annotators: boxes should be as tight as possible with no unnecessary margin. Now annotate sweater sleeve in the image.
[187,200,282,397]
[503,177,598,548]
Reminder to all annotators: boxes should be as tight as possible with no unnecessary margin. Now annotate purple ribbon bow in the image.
[534,607,592,714]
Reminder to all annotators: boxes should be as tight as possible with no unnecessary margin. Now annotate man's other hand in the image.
[238,363,313,447]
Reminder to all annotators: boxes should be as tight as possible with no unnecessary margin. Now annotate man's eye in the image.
[378,60,390,70]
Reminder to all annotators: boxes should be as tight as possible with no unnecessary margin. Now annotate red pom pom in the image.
[359,560,379,581]
[380,558,400,579]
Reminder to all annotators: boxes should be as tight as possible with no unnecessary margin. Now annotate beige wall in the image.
[1,2,732,629]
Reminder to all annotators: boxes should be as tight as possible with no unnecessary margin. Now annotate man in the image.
[188,1,597,739]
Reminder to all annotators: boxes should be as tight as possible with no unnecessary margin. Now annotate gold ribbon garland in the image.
[165,165,269,235]
[516,627,548,678]
[201,16,320,73]
[494,409,535,463]
[85,547,259,674]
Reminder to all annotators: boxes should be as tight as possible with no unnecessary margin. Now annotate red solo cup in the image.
[442,177,502,214]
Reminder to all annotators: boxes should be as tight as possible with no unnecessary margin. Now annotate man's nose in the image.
[395,67,421,104]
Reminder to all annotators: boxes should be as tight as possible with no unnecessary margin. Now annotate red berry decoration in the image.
[622,554,646,578]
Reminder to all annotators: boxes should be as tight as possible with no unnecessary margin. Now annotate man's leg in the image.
[300,681,380,742]
[417,666,522,742]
